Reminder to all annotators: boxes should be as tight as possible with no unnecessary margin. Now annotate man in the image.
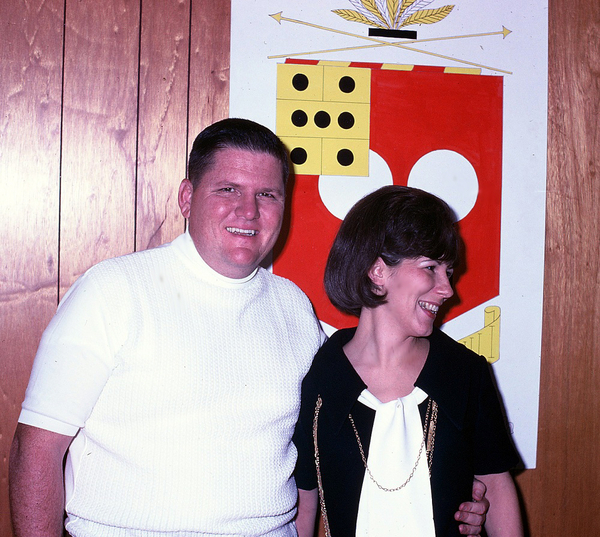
[10,119,488,536]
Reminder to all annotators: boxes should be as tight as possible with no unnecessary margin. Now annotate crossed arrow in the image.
[269,11,512,75]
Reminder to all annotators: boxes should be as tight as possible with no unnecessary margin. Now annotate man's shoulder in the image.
[258,269,322,335]
[260,268,310,298]
[72,239,180,300]
[88,237,178,275]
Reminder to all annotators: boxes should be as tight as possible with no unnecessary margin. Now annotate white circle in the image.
[318,150,393,220]
[407,150,479,221]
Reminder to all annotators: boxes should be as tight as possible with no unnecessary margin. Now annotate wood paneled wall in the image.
[0,2,229,536]
[0,0,598,536]
[513,0,600,533]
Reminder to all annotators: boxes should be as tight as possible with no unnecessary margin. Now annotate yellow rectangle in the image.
[276,99,370,140]
[280,136,323,176]
[323,65,371,103]
[277,63,324,101]
[322,138,369,177]
[381,64,415,71]
[443,67,482,75]
[318,60,351,67]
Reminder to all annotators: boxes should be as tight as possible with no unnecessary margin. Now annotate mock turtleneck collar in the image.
[173,230,258,287]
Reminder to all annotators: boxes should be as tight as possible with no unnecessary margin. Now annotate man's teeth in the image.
[419,301,439,314]
[227,227,257,236]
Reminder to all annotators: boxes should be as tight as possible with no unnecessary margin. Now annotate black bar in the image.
[368,28,417,39]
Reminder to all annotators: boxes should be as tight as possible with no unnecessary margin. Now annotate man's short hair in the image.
[324,185,460,317]
[187,118,290,189]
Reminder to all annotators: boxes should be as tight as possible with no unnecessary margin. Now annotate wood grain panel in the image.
[0,1,64,535]
[188,0,231,141]
[59,0,140,295]
[136,0,190,251]
[1,0,598,535]
[514,0,600,534]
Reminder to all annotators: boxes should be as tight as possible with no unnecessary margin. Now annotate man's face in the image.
[178,148,286,279]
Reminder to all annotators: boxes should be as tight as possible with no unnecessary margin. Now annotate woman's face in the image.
[375,256,454,338]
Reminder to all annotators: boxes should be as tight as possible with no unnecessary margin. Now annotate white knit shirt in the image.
[20,231,324,536]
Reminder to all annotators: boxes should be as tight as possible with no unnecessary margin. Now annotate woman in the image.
[293,186,522,536]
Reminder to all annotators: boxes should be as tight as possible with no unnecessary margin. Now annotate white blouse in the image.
[355,386,436,536]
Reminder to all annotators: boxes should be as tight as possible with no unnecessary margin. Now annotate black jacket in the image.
[293,328,520,536]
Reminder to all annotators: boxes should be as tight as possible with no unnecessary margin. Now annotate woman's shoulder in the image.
[312,327,356,364]
[428,328,487,369]
[304,327,364,392]
[420,329,495,430]
[421,329,491,397]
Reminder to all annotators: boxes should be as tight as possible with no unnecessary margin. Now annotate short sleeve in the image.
[473,360,521,475]
[19,267,126,434]
[293,376,319,491]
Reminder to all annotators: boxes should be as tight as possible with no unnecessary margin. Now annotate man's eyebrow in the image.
[260,186,284,194]
[211,181,284,196]
[209,180,241,190]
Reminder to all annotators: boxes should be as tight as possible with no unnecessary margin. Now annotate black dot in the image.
[339,76,356,93]
[290,147,308,165]
[314,111,331,128]
[292,73,309,91]
[291,110,308,127]
[338,112,355,129]
[337,149,354,166]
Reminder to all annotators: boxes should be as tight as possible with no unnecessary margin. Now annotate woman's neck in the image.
[343,310,429,401]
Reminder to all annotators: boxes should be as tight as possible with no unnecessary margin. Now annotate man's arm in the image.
[295,488,318,537]
[297,479,491,537]
[475,471,523,537]
[9,423,74,537]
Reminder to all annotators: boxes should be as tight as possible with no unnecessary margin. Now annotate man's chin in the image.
[222,250,266,278]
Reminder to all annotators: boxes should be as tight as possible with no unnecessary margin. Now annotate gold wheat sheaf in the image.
[333,0,454,30]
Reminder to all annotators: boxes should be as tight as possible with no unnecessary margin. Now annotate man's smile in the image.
[226,226,258,237]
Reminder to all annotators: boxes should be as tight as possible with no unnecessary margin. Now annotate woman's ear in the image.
[368,258,386,294]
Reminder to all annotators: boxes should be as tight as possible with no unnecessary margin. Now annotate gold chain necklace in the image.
[349,397,438,492]
[313,395,438,537]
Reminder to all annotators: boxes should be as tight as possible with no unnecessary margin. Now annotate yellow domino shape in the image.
[276,99,370,139]
[322,138,369,177]
[277,63,325,101]
[322,65,371,104]
[276,62,371,177]
[280,136,323,176]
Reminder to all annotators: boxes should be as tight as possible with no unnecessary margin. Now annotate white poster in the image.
[230,0,547,468]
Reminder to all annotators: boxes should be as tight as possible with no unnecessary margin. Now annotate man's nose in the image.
[235,194,259,220]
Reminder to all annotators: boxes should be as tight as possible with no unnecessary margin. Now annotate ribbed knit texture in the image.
[21,233,323,536]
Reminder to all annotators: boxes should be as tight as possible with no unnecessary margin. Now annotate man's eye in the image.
[219,187,235,193]
[258,192,276,199]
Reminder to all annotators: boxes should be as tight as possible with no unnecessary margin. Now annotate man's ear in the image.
[178,179,193,219]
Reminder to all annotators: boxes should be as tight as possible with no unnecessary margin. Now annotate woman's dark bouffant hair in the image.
[324,185,461,317]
